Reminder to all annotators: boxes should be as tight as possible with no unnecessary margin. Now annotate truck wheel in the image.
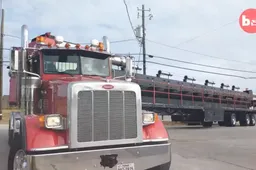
[8,134,28,170]
[8,119,13,147]
[250,114,256,126]
[8,148,28,170]
[8,129,13,147]
[240,113,250,126]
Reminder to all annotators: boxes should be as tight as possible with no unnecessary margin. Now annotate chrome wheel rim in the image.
[246,115,250,125]
[231,114,236,125]
[252,117,256,125]
[13,150,28,170]
[232,117,236,125]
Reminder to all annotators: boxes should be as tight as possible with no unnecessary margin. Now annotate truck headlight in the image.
[143,111,157,125]
[40,114,66,130]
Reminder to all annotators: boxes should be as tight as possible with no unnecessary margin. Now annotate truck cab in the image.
[7,25,171,170]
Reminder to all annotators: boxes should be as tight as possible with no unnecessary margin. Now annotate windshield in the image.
[42,49,110,77]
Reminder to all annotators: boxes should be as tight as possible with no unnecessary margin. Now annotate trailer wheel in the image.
[187,123,201,125]
[202,121,213,127]
[218,121,225,126]
[250,114,256,126]
[240,113,250,126]
[229,113,237,127]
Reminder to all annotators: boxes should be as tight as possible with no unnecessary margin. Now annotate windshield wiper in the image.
[83,74,107,77]
[58,71,74,77]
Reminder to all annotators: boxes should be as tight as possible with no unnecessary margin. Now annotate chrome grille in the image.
[77,90,137,142]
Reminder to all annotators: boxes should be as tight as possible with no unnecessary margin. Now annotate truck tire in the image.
[218,121,225,126]
[240,113,250,126]
[8,119,13,147]
[250,114,256,126]
[229,113,236,127]
[202,121,213,127]
[8,129,13,147]
[187,123,201,125]
[8,134,28,170]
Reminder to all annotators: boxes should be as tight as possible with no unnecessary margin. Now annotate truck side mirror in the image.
[10,49,19,71]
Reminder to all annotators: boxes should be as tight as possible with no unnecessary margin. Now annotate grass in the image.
[0,109,20,124]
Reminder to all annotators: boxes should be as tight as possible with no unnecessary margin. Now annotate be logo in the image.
[239,8,256,33]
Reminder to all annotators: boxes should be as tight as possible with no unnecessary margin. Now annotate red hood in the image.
[44,76,109,85]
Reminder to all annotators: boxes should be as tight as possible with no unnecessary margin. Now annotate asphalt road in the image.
[0,124,255,170]
[169,125,256,170]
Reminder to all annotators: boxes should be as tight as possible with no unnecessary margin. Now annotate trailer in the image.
[112,68,256,127]
[7,25,171,170]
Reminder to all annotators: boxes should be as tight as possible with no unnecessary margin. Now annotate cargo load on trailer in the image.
[7,25,171,170]
[113,63,256,127]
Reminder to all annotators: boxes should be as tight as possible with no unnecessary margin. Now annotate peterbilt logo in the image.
[102,84,114,89]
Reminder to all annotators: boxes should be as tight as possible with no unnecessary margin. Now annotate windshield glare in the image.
[42,49,110,77]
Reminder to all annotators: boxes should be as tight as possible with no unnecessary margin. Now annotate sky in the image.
[2,0,256,95]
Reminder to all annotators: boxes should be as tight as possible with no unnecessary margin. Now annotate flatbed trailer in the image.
[113,69,256,127]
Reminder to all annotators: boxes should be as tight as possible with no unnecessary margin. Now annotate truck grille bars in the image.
[77,90,137,142]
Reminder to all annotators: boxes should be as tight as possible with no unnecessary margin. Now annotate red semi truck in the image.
[7,25,171,170]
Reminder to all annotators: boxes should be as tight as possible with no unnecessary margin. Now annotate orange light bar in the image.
[75,44,81,49]
[47,43,52,48]
[65,43,70,48]
[36,36,45,43]
[85,45,90,50]
[99,42,104,51]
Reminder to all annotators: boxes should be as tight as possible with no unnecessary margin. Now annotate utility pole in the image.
[0,6,4,120]
[137,4,153,75]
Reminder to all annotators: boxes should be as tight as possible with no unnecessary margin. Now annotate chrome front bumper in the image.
[27,143,171,170]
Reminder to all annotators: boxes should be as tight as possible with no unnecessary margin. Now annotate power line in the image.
[122,0,140,43]
[174,19,238,47]
[147,61,247,79]
[3,33,20,39]
[149,54,256,73]
[111,39,136,43]
[146,39,256,65]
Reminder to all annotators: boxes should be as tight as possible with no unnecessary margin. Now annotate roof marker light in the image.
[85,45,90,50]
[55,36,64,44]
[65,43,70,48]
[91,39,99,47]
[99,42,104,51]
[75,44,81,49]
[36,36,45,43]
[47,43,52,48]
[45,32,51,37]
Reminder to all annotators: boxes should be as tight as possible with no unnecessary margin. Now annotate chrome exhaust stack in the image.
[19,25,41,114]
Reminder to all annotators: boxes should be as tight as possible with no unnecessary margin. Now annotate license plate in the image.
[117,163,135,170]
